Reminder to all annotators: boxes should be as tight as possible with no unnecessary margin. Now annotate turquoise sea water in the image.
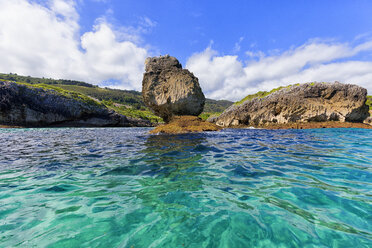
[0,127,371,247]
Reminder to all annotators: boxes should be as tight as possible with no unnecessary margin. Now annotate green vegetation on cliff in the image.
[0,73,93,87]
[17,82,104,107]
[0,73,232,123]
[16,82,161,123]
[235,84,300,105]
[57,85,144,109]
[367,96,372,110]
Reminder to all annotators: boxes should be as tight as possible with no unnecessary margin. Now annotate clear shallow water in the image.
[0,128,371,248]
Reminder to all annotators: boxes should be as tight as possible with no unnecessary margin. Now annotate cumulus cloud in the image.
[1,1,372,100]
[187,41,372,101]
[0,0,149,90]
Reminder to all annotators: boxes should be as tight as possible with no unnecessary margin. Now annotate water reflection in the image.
[102,133,207,177]
[142,134,207,174]
[135,134,208,215]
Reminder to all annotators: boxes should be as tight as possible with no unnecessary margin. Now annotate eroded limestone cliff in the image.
[0,81,151,127]
[214,82,369,127]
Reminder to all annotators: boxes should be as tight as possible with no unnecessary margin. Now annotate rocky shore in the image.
[150,116,222,134]
[235,121,372,130]
[213,82,371,129]
[0,81,151,127]
[2,59,371,131]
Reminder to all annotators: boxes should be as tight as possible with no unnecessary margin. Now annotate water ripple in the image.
[0,127,371,247]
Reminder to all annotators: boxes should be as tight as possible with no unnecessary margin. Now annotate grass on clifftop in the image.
[235,84,300,105]
[234,82,372,112]
[0,73,93,87]
[234,82,332,105]
[17,82,104,107]
[57,84,144,109]
[17,82,162,123]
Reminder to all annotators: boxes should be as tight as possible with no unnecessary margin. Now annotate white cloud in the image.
[233,37,244,53]
[50,0,78,23]
[80,22,147,88]
[0,0,149,90]
[1,0,372,101]
[186,41,372,101]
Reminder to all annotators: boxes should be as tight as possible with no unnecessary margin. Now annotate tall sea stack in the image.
[142,55,205,123]
[141,55,221,134]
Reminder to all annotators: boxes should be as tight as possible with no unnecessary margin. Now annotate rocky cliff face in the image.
[0,81,151,127]
[142,55,205,122]
[215,82,369,127]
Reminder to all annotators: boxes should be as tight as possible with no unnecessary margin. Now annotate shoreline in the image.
[241,121,372,130]
[0,125,23,128]
[1,121,372,130]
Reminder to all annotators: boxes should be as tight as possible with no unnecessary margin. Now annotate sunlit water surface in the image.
[0,128,371,247]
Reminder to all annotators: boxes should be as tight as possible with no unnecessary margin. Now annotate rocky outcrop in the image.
[364,113,372,126]
[215,82,369,127]
[150,116,222,134]
[142,55,205,122]
[0,81,151,127]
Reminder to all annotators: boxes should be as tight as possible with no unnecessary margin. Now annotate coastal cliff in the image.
[214,82,370,128]
[0,81,151,127]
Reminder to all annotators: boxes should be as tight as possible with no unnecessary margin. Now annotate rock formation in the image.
[142,55,205,122]
[0,81,151,127]
[364,116,372,126]
[214,82,369,127]
[149,115,221,134]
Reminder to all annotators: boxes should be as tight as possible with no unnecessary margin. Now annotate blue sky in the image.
[78,0,372,63]
[0,0,372,100]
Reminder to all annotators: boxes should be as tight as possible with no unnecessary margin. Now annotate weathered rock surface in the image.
[142,55,205,122]
[0,81,151,127]
[215,82,369,127]
[364,113,372,126]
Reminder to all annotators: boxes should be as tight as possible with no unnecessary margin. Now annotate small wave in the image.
[0,127,371,247]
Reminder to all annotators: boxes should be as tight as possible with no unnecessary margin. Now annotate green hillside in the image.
[367,96,372,110]
[204,99,232,112]
[56,85,144,109]
[0,73,233,122]
[0,73,93,87]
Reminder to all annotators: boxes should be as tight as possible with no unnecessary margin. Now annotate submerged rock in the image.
[0,81,151,127]
[215,82,369,127]
[150,116,221,134]
[142,55,205,122]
